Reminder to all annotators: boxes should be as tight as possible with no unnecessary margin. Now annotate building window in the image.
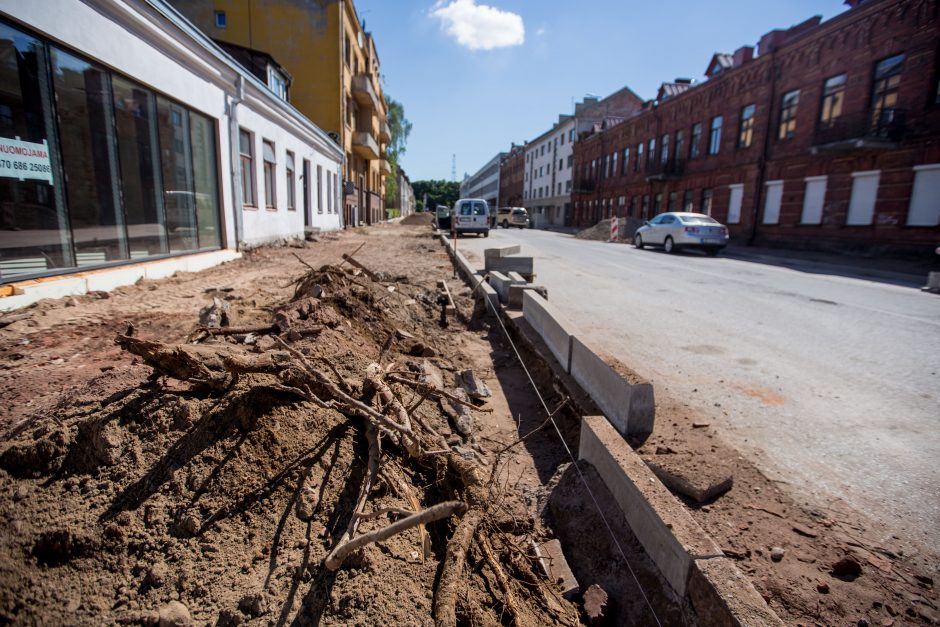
[214,11,226,28]
[847,170,880,225]
[727,184,743,224]
[262,140,276,209]
[778,90,800,140]
[566,180,571,192]
[268,67,288,101]
[647,138,656,165]
[641,195,649,218]
[326,171,332,213]
[739,104,755,147]
[763,180,784,224]
[661,134,670,164]
[285,151,296,211]
[871,54,904,133]
[675,130,685,163]
[612,152,618,175]
[653,193,662,215]
[667,191,677,211]
[567,155,574,168]
[682,190,693,212]
[302,159,311,219]
[635,143,643,172]
[708,116,722,155]
[560,133,565,145]
[315,165,322,213]
[590,160,596,179]
[569,129,575,141]
[622,148,629,175]
[801,176,827,225]
[690,123,702,159]
[629,196,637,217]
[603,155,610,178]
[239,129,255,206]
[701,188,713,216]
[907,164,940,226]
[819,74,846,127]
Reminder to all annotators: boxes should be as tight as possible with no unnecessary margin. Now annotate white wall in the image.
[0,0,344,253]
[524,119,574,226]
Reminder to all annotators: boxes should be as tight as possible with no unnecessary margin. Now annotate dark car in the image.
[434,205,452,231]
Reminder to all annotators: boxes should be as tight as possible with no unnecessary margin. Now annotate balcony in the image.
[379,159,392,174]
[812,108,907,152]
[352,131,380,160]
[645,158,685,182]
[379,119,391,143]
[351,74,380,110]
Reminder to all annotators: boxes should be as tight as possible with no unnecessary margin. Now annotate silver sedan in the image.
[633,212,729,256]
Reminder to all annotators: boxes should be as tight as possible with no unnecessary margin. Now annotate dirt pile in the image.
[574,219,612,241]
[399,212,433,226]
[0,240,580,625]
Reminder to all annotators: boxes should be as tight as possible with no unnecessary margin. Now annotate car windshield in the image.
[512,210,526,216]
[680,214,719,224]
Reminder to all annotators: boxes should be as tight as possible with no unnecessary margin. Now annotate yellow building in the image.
[166,0,390,226]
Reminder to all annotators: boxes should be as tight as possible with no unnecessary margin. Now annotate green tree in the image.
[411,179,461,210]
[384,95,412,203]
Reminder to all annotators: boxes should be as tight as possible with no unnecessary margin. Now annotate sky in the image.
[355,0,851,182]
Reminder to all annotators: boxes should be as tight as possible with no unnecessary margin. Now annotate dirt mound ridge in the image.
[399,212,433,226]
[575,219,613,241]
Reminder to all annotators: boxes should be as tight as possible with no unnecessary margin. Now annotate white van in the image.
[453,198,490,237]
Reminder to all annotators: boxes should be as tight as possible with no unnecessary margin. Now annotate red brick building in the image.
[572,0,940,255]
[498,144,525,208]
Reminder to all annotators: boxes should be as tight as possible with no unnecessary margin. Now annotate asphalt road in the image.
[457,228,940,551]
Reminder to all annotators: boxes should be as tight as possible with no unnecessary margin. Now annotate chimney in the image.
[733,46,754,67]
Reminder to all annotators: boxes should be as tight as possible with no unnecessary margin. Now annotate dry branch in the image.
[325,500,466,571]
[342,253,381,282]
[389,375,493,413]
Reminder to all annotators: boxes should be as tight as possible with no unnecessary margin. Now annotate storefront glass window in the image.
[156,96,198,252]
[0,23,71,279]
[51,47,127,265]
[112,75,167,257]
[189,110,221,248]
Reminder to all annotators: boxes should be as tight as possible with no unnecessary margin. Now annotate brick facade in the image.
[572,0,940,255]
[499,144,525,208]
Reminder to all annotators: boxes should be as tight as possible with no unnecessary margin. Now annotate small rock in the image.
[792,523,818,538]
[65,298,79,307]
[295,486,318,522]
[89,290,110,299]
[692,422,710,428]
[254,335,276,353]
[857,619,869,627]
[238,592,267,617]
[49,358,65,365]
[146,562,169,588]
[816,579,830,593]
[655,446,675,455]
[158,600,191,627]
[771,547,786,562]
[583,584,608,624]
[179,514,199,536]
[831,555,862,579]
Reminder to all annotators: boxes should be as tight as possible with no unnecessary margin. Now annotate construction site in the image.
[0,217,936,626]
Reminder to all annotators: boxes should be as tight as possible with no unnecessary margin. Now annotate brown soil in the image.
[1,223,935,627]
[399,213,434,226]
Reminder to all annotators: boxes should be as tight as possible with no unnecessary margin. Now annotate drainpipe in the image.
[228,75,245,249]
[749,49,778,246]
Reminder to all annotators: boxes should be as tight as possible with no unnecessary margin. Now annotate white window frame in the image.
[907,164,940,226]
[763,180,784,224]
[800,175,827,225]
[727,183,744,224]
[847,170,880,225]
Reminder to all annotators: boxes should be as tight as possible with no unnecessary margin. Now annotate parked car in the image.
[434,205,451,231]
[453,198,490,237]
[497,207,529,228]
[633,212,729,255]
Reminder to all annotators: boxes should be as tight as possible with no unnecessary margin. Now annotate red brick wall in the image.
[572,0,940,254]
[499,147,525,208]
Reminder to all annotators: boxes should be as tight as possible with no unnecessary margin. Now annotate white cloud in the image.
[535,26,547,36]
[431,0,525,51]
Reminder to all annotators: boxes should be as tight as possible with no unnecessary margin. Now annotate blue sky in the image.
[356,0,850,182]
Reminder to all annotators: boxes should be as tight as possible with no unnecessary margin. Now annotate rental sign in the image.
[0,137,53,184]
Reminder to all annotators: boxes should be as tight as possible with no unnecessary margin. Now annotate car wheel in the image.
[634,234,644,249]
[501,220,508,228]
[705,247,720,257]
[664,236,676,254]
[483,230,489,238]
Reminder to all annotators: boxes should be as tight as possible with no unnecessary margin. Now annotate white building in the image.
[523,117,576,228]
[0,0,345,310]
[460,152,505,208]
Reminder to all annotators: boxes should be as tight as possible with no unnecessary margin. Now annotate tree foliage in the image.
[411,179,461,210]
[384,95,412,204]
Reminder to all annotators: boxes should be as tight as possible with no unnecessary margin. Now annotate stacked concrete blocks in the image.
[488,270,527,304]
